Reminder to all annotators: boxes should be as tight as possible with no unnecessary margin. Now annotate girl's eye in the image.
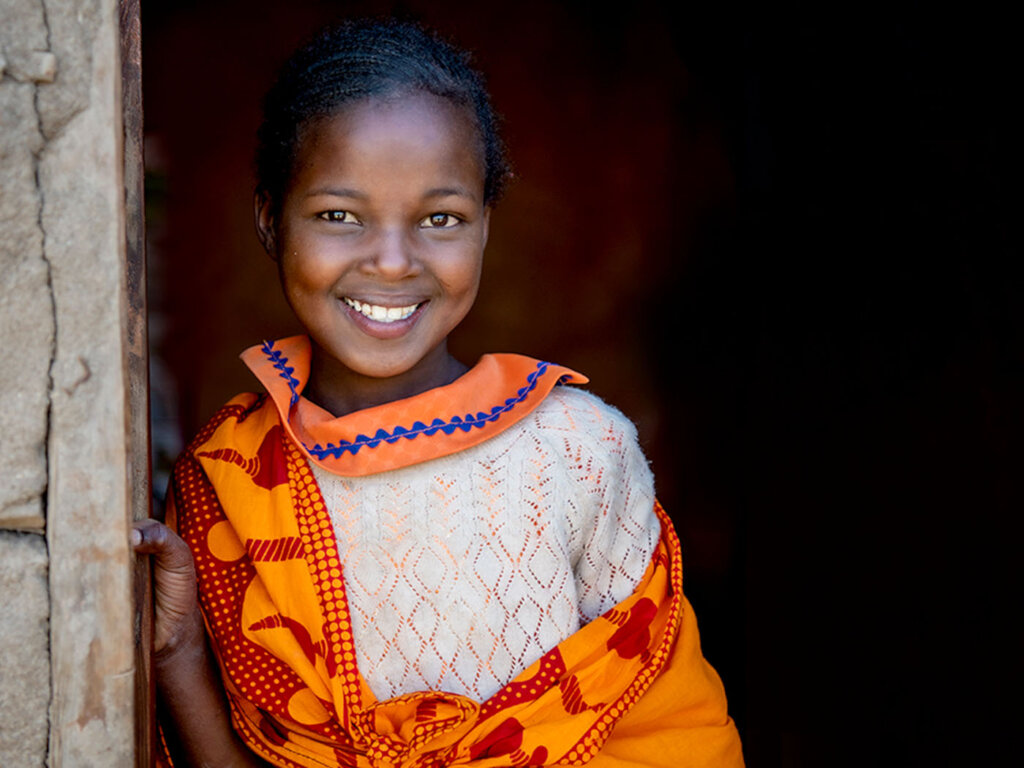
[420,213,460,229]
[318,210,359,224]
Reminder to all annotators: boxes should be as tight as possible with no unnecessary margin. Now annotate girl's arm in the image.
[133,519,272,768]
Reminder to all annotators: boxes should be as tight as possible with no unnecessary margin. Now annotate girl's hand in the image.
[131,519,203,658]
[133,520,270,766]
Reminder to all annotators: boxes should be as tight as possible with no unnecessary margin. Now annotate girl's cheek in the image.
[288,252,343,289]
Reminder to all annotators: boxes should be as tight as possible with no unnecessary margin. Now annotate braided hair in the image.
[256,20,511,213]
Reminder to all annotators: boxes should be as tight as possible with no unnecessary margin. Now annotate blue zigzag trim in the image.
[262,340,301,408]
[305,360,554,459]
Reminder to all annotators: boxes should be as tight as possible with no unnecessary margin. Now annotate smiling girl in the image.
[133,20,743,768]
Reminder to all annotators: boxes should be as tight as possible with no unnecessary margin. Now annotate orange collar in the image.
[240,336,588,476]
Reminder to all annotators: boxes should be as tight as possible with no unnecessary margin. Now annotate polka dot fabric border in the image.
[284,438,364,726]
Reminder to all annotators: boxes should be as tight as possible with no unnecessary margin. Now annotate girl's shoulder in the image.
[527,385,651,480]
[528,385,657,539]
[532,384,643,444]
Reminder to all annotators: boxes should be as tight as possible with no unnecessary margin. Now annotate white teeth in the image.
[343,297,420,323]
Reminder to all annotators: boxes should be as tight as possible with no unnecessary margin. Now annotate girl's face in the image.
[258,92,489,391]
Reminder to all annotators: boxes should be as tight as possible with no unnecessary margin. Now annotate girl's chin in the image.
[315,344,452,385]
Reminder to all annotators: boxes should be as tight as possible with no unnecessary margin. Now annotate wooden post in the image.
[42,0,146,763]
[120,0,155,764]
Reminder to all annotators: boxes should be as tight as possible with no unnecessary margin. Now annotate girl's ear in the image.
[254,190,277,258]
[481,206,491,249]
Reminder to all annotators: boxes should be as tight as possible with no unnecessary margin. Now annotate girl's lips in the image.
[340,297,428,340]
[343,297,421,322]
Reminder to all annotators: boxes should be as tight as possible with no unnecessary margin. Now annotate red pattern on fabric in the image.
[559,674,603,715]
[198,424,289,490]
[313,639,339,679]
[258,712,290,746]
[466,717,550,765]
[606,597,657,661]
[176,461,306,719]
[478,649,566,722]
[247,614,319,666]
[175,406,350,760]
[333,747,359,768]
[251,424,291,489]
[513,746,549,766]
[246,536,305,562]
[415,699,438,723]
[469,717,525,759]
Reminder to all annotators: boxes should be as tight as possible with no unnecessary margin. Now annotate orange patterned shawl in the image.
[167,337,743,767]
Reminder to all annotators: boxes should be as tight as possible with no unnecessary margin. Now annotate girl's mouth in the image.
[342,297,422,323]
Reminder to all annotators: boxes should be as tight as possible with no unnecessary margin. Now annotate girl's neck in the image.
[304,342,469,418]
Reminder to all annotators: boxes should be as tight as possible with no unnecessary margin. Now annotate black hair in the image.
[256,19,511,212]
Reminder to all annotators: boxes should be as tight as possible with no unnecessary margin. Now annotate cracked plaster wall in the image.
[1,0,136,765]
[0,0,53,532]
[0,0,57,762]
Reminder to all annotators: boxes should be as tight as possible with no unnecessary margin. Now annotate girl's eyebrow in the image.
[424,186,478,202]
[305,187,367,199]
[304,186,478,202]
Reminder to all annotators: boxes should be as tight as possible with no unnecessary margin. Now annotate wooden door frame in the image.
[120,0,155,763]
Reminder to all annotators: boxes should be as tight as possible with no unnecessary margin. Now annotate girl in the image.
[133,20,743,768]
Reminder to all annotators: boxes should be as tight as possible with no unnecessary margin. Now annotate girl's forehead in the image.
[308,92,479,146]
[289,92,486,196]
[297,93,486,172]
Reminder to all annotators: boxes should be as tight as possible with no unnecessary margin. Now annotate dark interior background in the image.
[143,1,1022,764]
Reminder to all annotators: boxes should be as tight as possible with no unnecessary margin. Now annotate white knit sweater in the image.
[310,386,658,703]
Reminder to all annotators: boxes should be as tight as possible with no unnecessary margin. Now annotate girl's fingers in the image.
[132,519,202,654]
[132,519,194,572]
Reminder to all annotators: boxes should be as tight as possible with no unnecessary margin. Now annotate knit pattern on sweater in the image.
[310,386,658,702]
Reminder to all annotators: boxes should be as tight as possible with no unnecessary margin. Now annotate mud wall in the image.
[0,0,139,764]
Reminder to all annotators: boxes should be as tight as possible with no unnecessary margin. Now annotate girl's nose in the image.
[362,228,420,279]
